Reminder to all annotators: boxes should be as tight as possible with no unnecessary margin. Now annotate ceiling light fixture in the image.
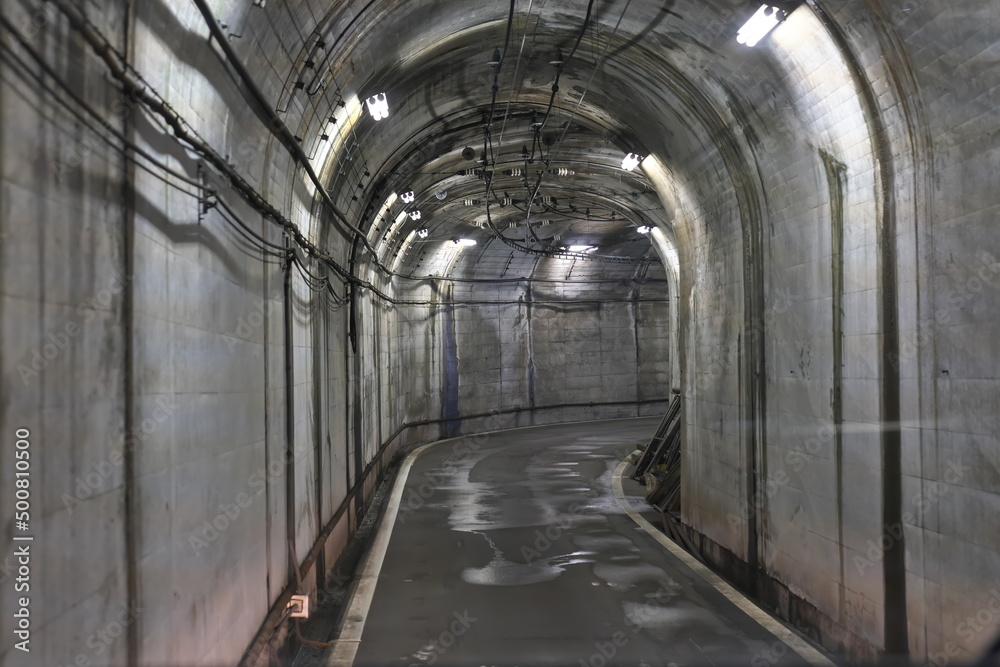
[621,153,643,171]
[417,228,429,238]
[637,225,652,234]
[737,5,786,47]
[409,211,421,220]
[400,191,415,203]
[567,245,597,253]
[365,93,389,121]
[455,238,477,247]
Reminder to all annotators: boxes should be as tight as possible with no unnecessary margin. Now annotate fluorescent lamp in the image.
[417,228,429,238]
[409,210,421,220]
[400,191,415,203]
[637,225,652,234]
[455,238,477,247]
[567,245,596,253]
[621,153,642,171]
[365,93,389,121]
[737,5,783,47]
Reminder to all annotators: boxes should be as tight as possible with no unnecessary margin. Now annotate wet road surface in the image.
[340,418,829,667]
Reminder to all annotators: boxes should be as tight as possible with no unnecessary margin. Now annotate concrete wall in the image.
[0,1,671,665]
[2,0,999,665]
[656,2,1000,663]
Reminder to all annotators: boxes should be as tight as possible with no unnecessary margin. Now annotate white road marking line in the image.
[326,442,437,667]
[612,458,836,667]
[324,417,656,665]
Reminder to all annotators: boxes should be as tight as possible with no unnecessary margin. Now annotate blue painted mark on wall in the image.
[441,298,461,438]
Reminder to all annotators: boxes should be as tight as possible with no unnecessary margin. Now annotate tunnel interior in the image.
[1,0,999,665]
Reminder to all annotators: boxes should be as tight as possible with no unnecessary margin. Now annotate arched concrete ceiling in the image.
[270,0,805,281]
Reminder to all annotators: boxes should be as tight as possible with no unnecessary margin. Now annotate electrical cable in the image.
[187,0,392,269]
[475,0,651,264]
[4,4,663,304]
[527,0,634,211]
[0,28,299,266]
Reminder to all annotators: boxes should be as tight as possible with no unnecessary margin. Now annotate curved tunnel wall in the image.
[1,0,998,666]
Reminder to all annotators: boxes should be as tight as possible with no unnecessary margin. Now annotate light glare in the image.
[621,153,642,171]
[737,5,782,47]
[455,238,477,247]
[366,93,389,121]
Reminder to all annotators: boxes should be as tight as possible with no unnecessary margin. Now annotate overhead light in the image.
[637,225,652,234]
[621,153,642,171]
[455,238,477,247]
[567,245,597,253]
[409,210,421,220]
[417,228,429,238]
[549,168,575,176]
[737,5,785,47]
[365,93,389,121]
[400,191,415,203]
[462,146,476,161]
[435,189,448,200]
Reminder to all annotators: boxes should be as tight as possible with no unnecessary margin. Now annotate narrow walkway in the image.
[329,418,830,667]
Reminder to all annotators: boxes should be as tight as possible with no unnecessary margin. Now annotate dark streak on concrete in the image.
[441,284,461,438]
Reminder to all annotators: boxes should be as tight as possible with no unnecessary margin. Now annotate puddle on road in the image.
[460,532,596,586]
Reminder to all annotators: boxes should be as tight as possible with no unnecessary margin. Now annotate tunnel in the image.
[1,0,999,665]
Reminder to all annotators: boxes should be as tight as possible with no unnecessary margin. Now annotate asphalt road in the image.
[342,417,828,667]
